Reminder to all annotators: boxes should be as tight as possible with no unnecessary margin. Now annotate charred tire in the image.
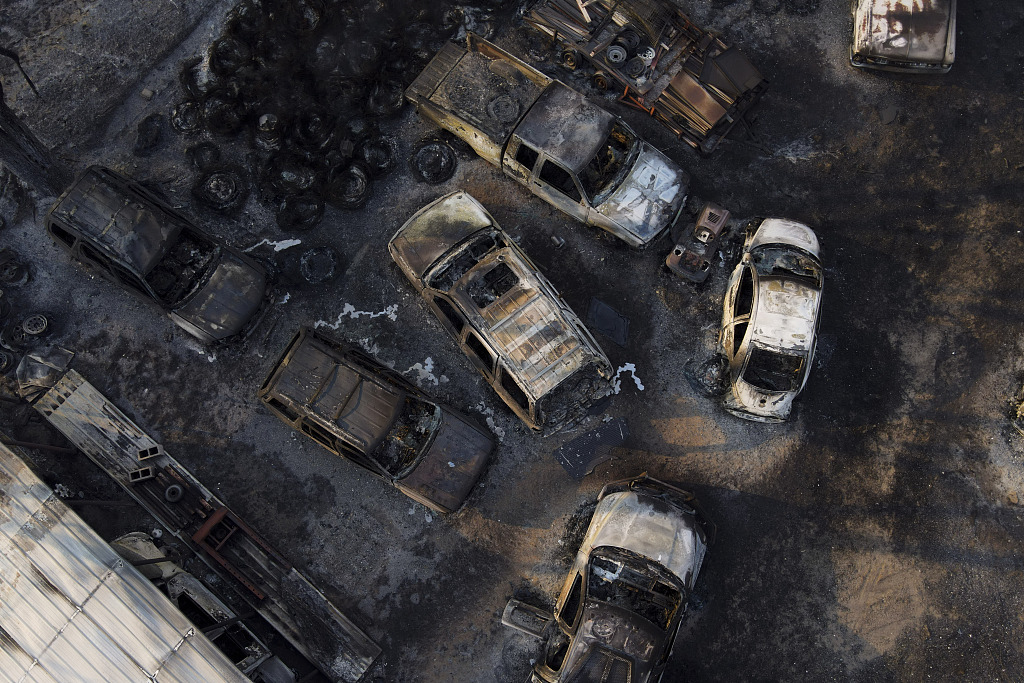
[606,44,628,64]
[561,49,579,70]
[209,36,252,76]
[358,135,399,178]
[624,56,646,79]
[276,193,325,232]
[0,350,13,374]
[171,101,203,135]
[365,80,405,118]
[326,162,371,209]
[21,314,48,336]
[592,72,609,90]
[299,246,340,285]
[616,28,642,52]
[164,485,184,503]
[410,139,457,185]
[192,166,250,214]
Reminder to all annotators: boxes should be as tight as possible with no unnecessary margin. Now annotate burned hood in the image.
[595,142,689,247]
[579,491,705,587]
[853,0,956,66]
[171,251,267,341]
[389,191,495,282]
[563,602,664,683]
[398,409,494,513]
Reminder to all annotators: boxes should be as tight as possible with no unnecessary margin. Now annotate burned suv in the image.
[389,191,612,432]
[258,327,494,513]
[46,166,269,343]
[528,475,712,683]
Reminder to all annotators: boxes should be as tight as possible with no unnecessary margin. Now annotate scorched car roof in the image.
[516,83,615,175]
[48,166,190,276]
[268,331,404,453]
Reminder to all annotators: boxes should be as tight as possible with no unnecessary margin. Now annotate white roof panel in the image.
[0,442,250,683]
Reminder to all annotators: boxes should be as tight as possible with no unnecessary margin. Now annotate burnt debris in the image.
[169,0,499,229]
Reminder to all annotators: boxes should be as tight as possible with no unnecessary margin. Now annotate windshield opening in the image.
[750,246,822,288]
[743,346,806,392]
[146,229,219,305]
[578,121,638,204]
[587,552,682,630]
[427,231,504,292]
[370,397,441,476]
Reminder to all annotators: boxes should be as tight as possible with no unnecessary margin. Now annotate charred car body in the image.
[665,202,730,283]
[529,474,712,683]
[851,0,957,73]
[718,218,823,422]
[389,191,613,432]
[46,166,269,343]
[524,0,767,154]
[259,327,494,513]
[406,34,689,249]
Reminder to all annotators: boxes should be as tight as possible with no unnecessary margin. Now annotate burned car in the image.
[258,327,493,513]
[406,34,690,249]
[389,191,613,432]
[851,0,957,73]
[46,166,269,342]
[527,474,712,683]
[525,0,767,154]
[717,218,823,422]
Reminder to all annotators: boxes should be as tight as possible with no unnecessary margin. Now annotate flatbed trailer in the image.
[33,370,381,683]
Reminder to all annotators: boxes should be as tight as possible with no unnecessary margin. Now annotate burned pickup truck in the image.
[46,166,270,343]
[406,34,689,249]
[524,0,767,154]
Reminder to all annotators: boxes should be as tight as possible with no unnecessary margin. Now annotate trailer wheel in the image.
[592,72,609,90]
[560,49,579,70]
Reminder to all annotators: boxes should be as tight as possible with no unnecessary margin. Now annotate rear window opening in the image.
[588,553,682,630]
[371,398,440,477]
[750,246,822,288]
[428,232,504,292]
[743,347,805,393]
[146,230,219,306]
[467,262,518,308]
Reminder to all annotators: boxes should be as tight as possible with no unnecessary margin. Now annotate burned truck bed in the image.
[405,34,552,165]
[524,0,767,154]
[32,369,381,683]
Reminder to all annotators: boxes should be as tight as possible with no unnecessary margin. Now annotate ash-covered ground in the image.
[2,1,1024,681]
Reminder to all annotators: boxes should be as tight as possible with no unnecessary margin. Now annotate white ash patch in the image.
[611,363,645,394]
[183,338,216,363]
[315,303,399,329]
[405,357,439,385]
[244,237,302,252]
[357,338,381,357]
[476,402,505,440]
[277,292,291,304]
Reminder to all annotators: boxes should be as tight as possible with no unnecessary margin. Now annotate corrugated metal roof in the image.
[0,441,250,683]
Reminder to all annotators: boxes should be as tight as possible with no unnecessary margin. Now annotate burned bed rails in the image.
[32,370,380,683]
[524,0,767,154]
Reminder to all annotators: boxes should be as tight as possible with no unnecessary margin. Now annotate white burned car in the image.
[527,475,712,683]
[717,219,823,422]
[851,0,956,73]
